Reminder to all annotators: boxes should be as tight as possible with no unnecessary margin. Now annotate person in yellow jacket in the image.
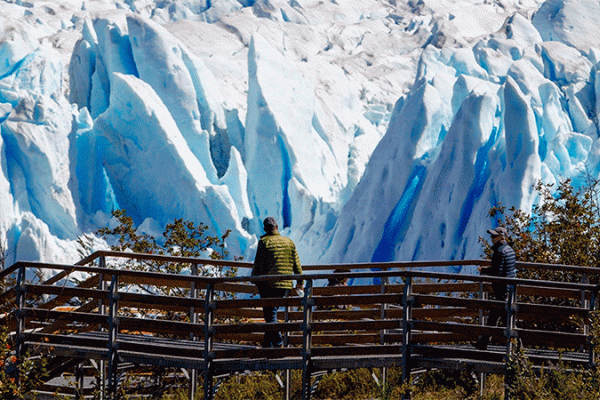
[252,217,303,348]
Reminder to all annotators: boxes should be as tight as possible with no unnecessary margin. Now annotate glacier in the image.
[1,0,600,272]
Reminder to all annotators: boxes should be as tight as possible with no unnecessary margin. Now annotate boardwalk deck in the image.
[27,330,590,374]
[1,250,599,399]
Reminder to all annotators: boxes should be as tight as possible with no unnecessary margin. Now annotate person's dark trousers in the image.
[476,286,507,350]
[258,287,289,348]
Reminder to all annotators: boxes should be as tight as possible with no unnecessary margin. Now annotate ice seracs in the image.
[3,0,600,272]
[95,72,252,255]
[322,0,599,267]
[127,14,220,183]
[245,32,344,232]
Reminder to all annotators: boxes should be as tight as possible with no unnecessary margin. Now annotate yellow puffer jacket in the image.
[252,231,302,289]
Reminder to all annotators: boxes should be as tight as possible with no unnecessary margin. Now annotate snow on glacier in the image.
[2,0,600,272]
[533,0,600,53]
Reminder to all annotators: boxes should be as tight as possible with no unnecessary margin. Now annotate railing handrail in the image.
[3,259,599,294]
[515,260,600,275]
[5,250,600,283]
[76,250,252,268]
[0,262,21,281]
[76,250,487,270]
[77,250,600,275]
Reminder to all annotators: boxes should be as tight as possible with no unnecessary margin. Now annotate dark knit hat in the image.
[487,226,508,237]
[263,217,278,231]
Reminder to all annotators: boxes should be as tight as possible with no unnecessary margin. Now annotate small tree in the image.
[95,209,238,300]
[482,178,600,284]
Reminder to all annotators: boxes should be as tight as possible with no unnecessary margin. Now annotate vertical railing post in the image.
[98,255,107,400]
[284,286,291,400]
[505,282,517,358]
[380,271,388,391]
[204,282,215,400]
[588,286,598,367]
[478,280,487,325]
[301,279,313,400]
[76,363,84,400]
[189,263,199,400]
[401,275,413,400]
[478,278,486,396]
[107,273,119,399]
[581,274,590,338]
[503,281,517,400]
[14,263,26,387]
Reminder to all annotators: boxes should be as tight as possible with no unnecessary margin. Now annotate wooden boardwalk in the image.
[1,250,599,399]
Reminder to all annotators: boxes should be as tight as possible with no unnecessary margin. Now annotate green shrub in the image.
[215,371,283,400]
[313,368,378,400]
[0,326,48,400]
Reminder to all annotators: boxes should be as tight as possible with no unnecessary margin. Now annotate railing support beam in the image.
[189,263,199,400]
[301,279,314,400]
[588,286,598,367]
[14,264,26,388]
[107,273,120,399]
[98,255,107,400]
[478,280,486,396]
[401,275,413,400]
[504,283,517,400]
[380,271,388,392]
[204,283,215,400]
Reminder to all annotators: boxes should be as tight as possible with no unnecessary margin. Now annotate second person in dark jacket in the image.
[476,226,516,350]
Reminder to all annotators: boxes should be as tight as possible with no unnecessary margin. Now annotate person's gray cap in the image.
[487,226,508,237]
[263,217,278,231]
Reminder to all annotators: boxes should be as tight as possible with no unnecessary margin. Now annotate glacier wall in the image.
[323,8,600,270]
[1,0,600,270]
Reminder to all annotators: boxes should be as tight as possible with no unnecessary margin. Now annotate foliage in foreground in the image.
[0,326,48,400]
[505,337,600,400]
[153,367,499,400]
[502,310,600,399]
[480,177,600,332]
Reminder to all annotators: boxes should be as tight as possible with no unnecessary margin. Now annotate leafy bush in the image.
[505,338,600,400]
[94,209,239,306]
[0,326,48,400]
[313,368,379,400]
[215,371,286,400]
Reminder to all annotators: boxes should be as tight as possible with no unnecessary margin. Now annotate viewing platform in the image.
[1,251,598,399]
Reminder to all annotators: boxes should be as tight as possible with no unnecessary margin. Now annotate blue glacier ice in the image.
[1,0,600,274]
